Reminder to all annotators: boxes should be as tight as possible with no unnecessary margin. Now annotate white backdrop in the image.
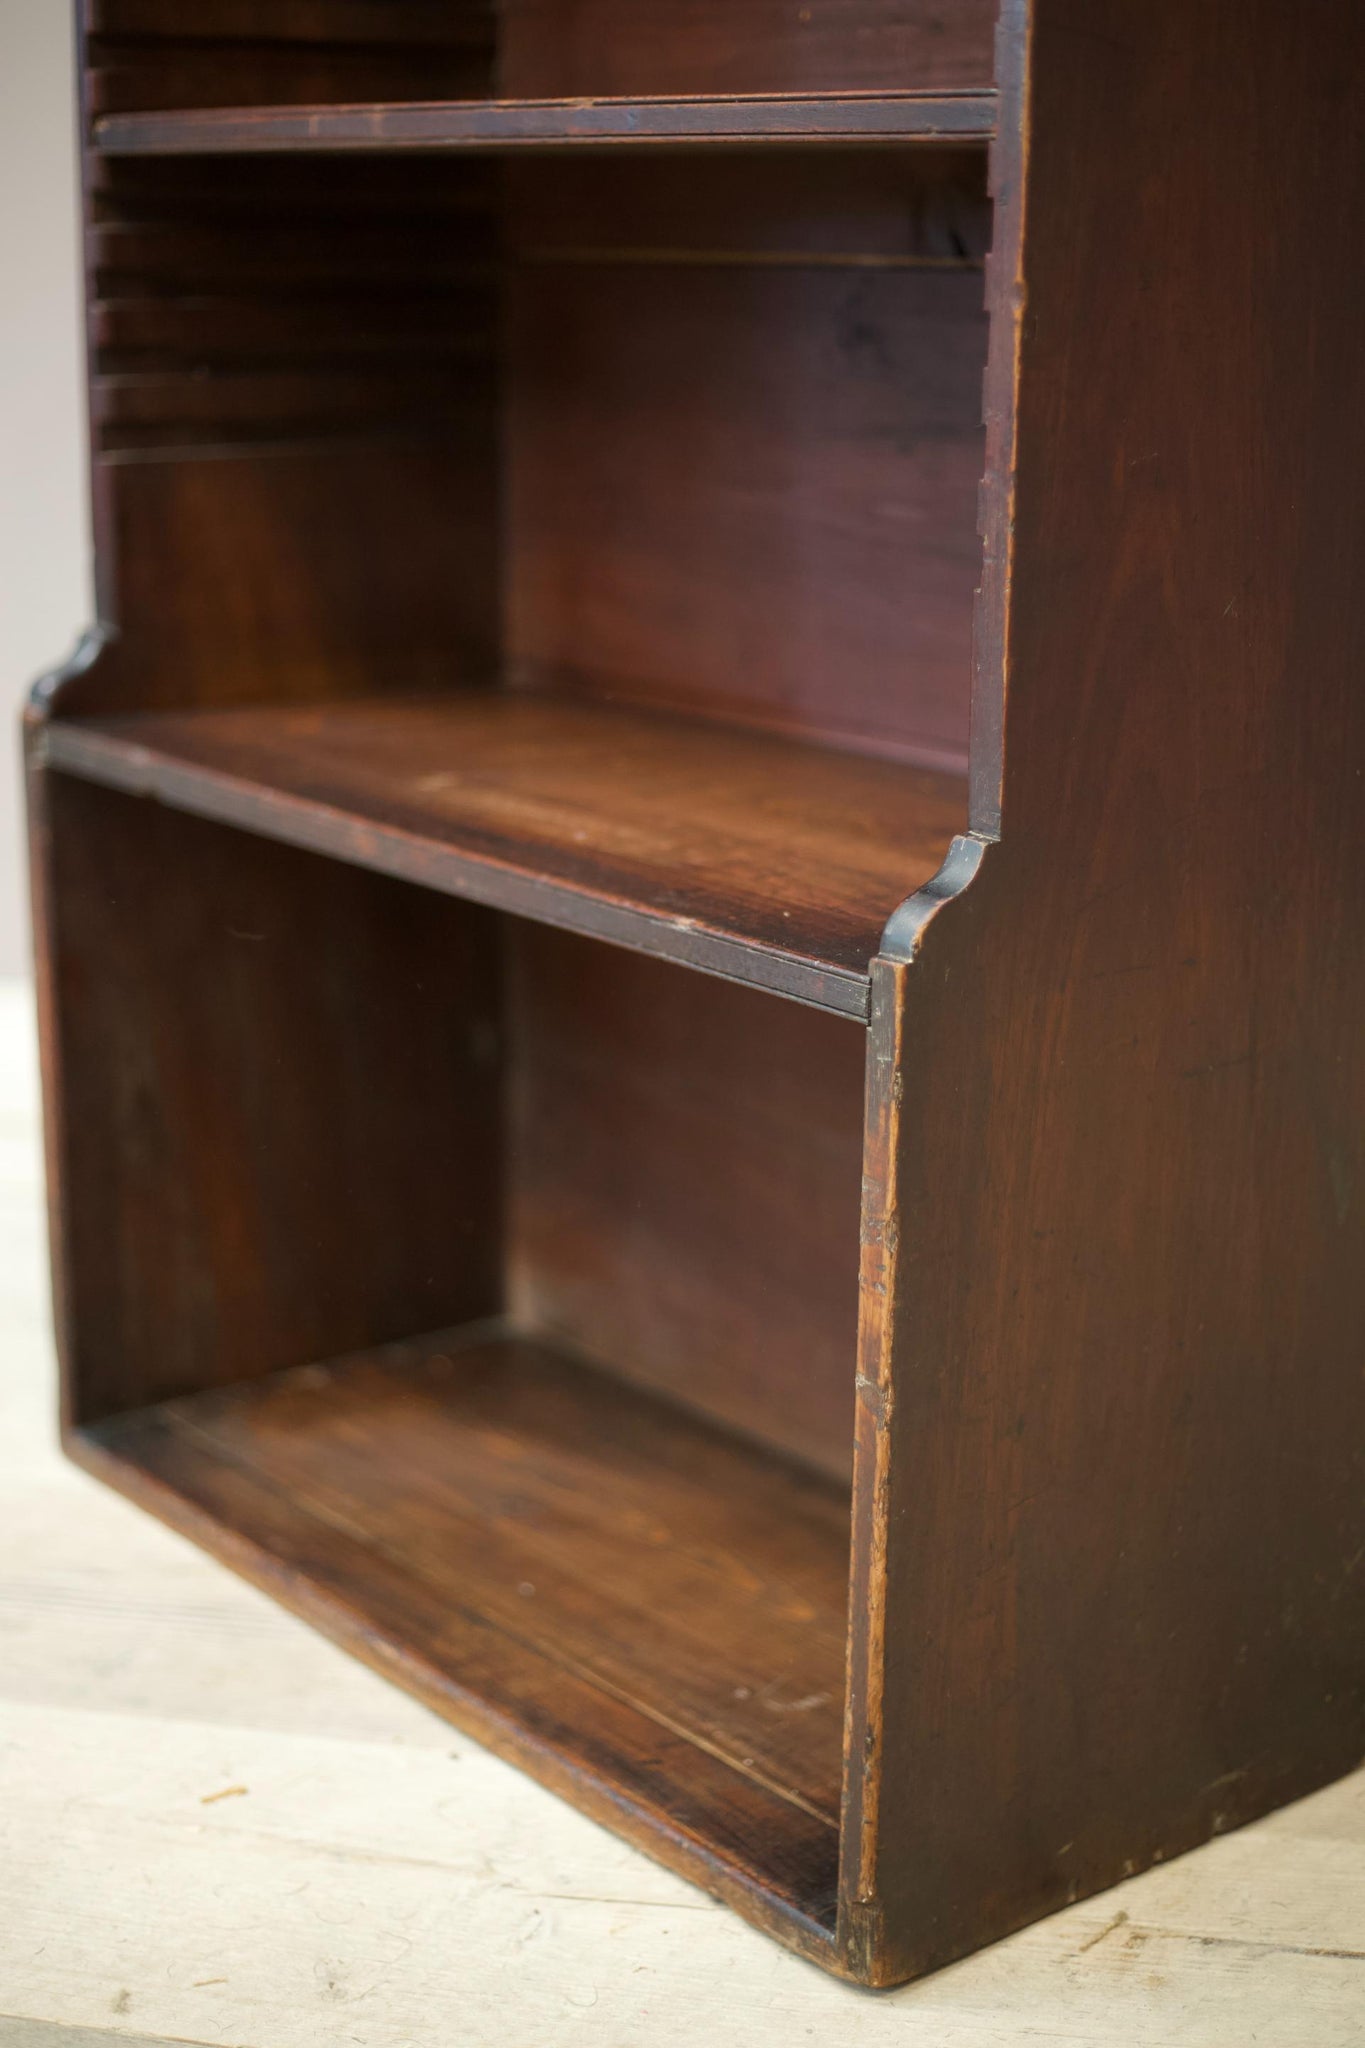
[0,0,89,976]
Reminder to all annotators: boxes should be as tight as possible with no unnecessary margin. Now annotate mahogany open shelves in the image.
[73,1327,850,1940]
[31,0,1365,1996]
[43,693,965,1016]
[93,91,998,157]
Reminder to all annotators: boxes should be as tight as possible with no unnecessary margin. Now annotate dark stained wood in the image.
[36,777,503,1427]
[499,0,997,98]
[507,927,865,1480]
[72,1327,847,1944]
[86,0,494,114]
[509,146,991,266]
[89,0,997,111]
[36,0,994,1989]
[42,694,967,1015]
[94,92,997,157]
[86,147,498,224]
[87,0,489,42]
[847,0,1365,1988]
[90,369,492,453]
[69,446,500,705]
[92,289,489,365]
[32,0,1365,1998]
[506,154,987,773]
[86,151,497,460]
[87,217,492,294]
[965,0,1024,834]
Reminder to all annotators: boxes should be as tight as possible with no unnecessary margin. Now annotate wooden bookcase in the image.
[26,0,1365,1988]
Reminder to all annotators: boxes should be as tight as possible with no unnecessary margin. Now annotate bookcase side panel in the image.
[503,150,989,775]
[851,0,1365,1986]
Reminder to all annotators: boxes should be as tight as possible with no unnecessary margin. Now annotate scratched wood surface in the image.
[1,977,1362,2045]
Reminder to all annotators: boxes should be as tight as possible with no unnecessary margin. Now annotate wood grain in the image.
[852,0,1365,1987]
[70,445,500,708]
[86,149,497,460]
[73,1327,848,1941]
[507,927,865,1480]
[42,694,967,1014]
[34,0,1365,2000]
[507,146,991,265]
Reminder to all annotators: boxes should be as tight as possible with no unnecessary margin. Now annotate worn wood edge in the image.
[868,19,1029,968]
[878,831,993,966]
[36,719,873,1020]
[844,833,998,1985]
[157,1326,845,1832]
[968,0,1030,836]
[61,1415,849,1981]
[93,92,999,158]
[836,951,909,1986]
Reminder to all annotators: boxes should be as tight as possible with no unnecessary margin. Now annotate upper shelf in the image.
[92,90,998,158]
[40,691,966,1019]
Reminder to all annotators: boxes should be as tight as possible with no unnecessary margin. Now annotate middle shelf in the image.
[44,690,965,1016]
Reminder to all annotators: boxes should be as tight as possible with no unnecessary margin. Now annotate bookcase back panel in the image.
[84,1,496,113]
[66,442,497,716]
[506,926,865,1483]
[72,150,501,712]
[43,781,504,1425]
[86,0,997,110]
[499,0,997,98]
[505,154,990,771]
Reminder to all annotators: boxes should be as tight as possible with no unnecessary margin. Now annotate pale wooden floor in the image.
[1,980,1361,2048]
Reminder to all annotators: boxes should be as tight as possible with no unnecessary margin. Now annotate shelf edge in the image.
[93,91,998,157]
[39,719,874,1022]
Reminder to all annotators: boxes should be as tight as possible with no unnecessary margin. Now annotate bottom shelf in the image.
[72,1327,850,1949]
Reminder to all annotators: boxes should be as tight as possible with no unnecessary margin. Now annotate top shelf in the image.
[92,90,998,158]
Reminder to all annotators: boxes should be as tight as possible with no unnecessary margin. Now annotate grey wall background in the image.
[1,0,89,976]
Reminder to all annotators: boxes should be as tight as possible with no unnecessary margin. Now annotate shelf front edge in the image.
[93,91,998,157]
[38,719,874,1020]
